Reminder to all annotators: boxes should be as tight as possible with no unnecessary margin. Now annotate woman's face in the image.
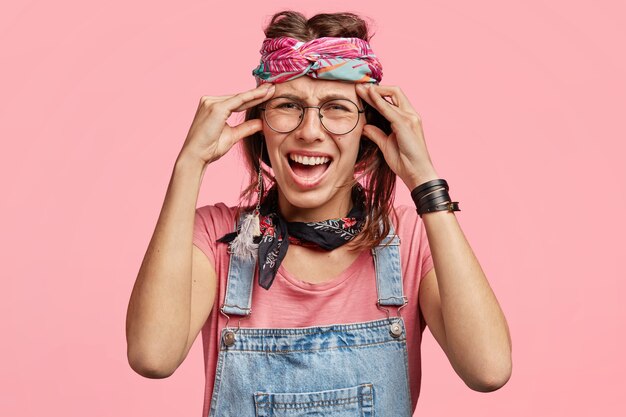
[262,76,366,220]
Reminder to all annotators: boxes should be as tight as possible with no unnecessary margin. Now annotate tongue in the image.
[291,161,328,179]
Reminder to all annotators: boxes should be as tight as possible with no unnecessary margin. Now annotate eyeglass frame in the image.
[258,97,367,135]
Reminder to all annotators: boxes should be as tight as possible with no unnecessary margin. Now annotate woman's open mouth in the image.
[286,152,333,188]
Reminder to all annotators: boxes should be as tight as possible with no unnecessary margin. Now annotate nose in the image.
[294,107,325,142]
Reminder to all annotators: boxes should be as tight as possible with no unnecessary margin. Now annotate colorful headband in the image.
[252,36,383,85]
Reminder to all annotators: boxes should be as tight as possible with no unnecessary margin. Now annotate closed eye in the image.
[276,102,301,110]
[325,104,350,111]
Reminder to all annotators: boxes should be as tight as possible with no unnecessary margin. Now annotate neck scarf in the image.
[217,184,367,290]
[252,36,383,85]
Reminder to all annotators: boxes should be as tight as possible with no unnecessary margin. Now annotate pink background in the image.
[1,1,624,416]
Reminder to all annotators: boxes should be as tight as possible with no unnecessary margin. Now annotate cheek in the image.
[262,132,285,170]
[262,128,279,153]
[342,141,360,160]
[337,131,363,161]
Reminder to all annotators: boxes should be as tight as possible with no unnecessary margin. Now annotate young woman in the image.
[126,10,512,417]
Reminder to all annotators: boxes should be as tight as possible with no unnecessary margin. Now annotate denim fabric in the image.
[210,225,412,417]
[221,251,255,317]
[255,383,373,417]
[372,233,406,307]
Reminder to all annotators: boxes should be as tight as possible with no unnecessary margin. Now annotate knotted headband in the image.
[252,36,383,85]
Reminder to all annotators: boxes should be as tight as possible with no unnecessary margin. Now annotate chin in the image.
[273,172,356,220]
[278,184,338,209]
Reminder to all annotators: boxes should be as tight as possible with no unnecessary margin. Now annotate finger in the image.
[201,93,236,102]
[203,84,275,112]
[367,85,414,114]
[223,84,275,113]
[361,124,388,149]
[231,88,275,113]
[369,85,414,111]
[229,119,263,143]
[357,84,402,123]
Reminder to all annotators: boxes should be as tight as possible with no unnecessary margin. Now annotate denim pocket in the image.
[254,383,374,417]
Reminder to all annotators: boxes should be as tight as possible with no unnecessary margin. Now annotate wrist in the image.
[175,152,207,176]
[403,169,440,190]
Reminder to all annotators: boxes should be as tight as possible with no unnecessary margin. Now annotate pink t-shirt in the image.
[192,203,434,416]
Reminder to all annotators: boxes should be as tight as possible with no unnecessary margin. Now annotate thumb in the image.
[230,119,263,143]
[361,124,387,148]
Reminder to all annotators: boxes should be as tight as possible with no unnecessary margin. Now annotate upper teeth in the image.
[289,154,331,166]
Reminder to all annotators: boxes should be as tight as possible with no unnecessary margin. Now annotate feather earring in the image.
[229,141,264,260]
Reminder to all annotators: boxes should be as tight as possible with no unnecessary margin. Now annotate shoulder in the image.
[390,204,423,235]
[389,204,429,255]
[195,202,239,220]
[194,203,241,236]
[390,206,433,303]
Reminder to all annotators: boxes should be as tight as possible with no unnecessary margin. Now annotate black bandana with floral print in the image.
[217,184,366,290]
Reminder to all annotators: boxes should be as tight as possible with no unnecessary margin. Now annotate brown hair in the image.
[239,10,397,250]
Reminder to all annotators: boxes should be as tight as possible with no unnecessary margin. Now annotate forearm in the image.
[422,209,512,389]
[126,153,206,377]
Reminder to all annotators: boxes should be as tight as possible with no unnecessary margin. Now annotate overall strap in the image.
[221,213,406,316]
[220,212,256,317]
[372,222,406,308]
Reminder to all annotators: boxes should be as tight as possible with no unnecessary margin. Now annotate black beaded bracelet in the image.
[410,179,461,217]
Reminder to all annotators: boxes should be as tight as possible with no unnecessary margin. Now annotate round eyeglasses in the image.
[259,97,366,135]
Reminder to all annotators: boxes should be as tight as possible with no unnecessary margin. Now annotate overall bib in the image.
[208,220,412,417]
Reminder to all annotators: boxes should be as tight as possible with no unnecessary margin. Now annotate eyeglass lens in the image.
[263,98,360,134]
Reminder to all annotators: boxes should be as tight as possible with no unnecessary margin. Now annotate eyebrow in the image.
[274,92,358,104]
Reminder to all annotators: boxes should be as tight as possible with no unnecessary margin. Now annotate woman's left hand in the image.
[356,83,439,189]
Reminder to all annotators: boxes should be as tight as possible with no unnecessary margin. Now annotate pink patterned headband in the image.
[252,36,383,85]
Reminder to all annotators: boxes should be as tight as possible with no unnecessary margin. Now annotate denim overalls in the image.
[208,216,412,417]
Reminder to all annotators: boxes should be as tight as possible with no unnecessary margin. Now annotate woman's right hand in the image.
[179,83,275,165]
